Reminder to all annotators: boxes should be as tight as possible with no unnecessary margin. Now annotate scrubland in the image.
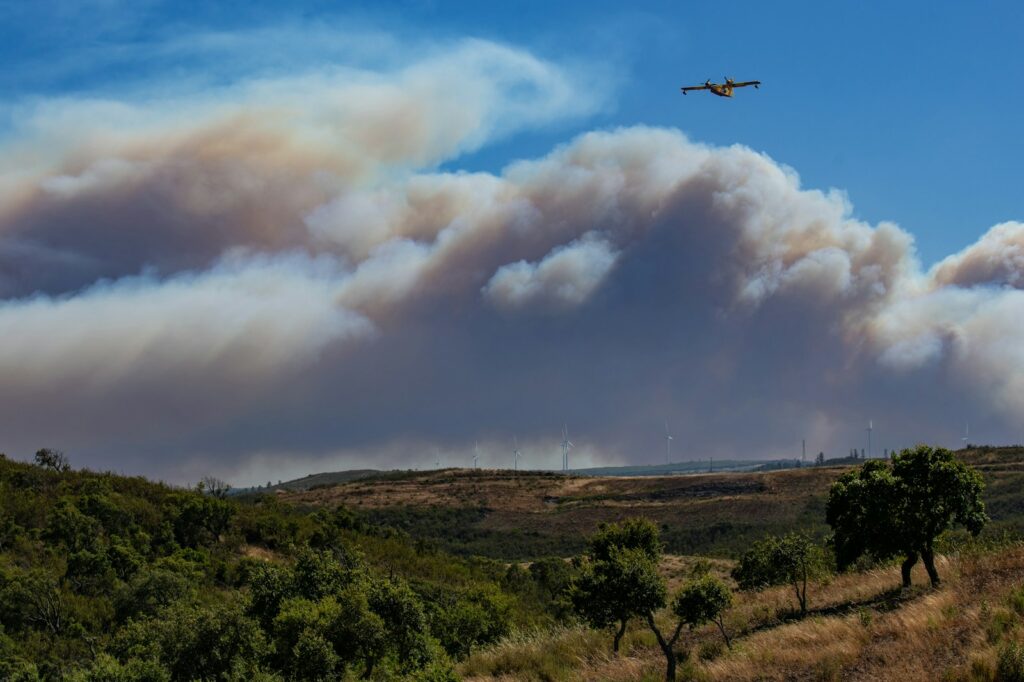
[462,544,1024,681]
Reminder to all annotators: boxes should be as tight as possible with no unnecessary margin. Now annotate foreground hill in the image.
[461,543,1024,681]
[3,445,1022,680]
[280,446,1024,560]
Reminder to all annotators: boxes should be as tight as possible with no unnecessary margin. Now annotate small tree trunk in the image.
[921,548,941,587]
[714,616,732,649]
[613,618,627,654]
[900,552,918,588]
[801,564,809,614]
[646,613,683,682]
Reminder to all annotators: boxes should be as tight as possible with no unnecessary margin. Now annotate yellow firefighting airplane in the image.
[681,77,761,97]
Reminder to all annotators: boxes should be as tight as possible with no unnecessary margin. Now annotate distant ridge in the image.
[235,458,815,493]
[233,468,379,494]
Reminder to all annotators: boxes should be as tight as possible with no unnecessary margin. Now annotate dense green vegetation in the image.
[0,445,1018,681]
[0,453,575,680]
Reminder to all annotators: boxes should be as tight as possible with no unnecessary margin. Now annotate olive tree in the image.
[732,532,829,615]
[671,575,734,648]
[826,445,987,587]
[572,519,736,682]
[570,519,666,654]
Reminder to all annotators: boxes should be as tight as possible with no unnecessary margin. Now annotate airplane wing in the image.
[680,85,710,94]
[733,80,761,88]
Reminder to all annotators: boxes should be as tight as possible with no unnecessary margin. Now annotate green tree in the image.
[44,500,102,553]
[64,654,170,682]
[0,626,40,681]
[0,570,69,635]
[271,596,344,679]
[171,493,234,548]
[642,574,737,682]
[671,575,733,648]
[428,586,511,658]
[33,449,70,473]
[111,599,269,681]
[0,512,22,552]
[732,532,829,615]
[826,445,987,587]
[367,577,434,675]
[570,519,666,654]
[571,518,729,681]
[114,567,193,622]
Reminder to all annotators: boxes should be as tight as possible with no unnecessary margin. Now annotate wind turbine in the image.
[866,420,873,459]
[473,442,480,470]
[561,424,574,472]
[513,437,522,471]
[962,423,970,449]
[664,420,673,465]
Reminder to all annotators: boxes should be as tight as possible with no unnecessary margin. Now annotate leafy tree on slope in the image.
[826,445,987,587]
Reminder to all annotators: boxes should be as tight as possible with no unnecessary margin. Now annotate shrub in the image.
[732,532,830,615]
[997,642,1024,682]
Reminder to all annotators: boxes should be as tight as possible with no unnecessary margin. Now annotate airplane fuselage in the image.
[681,79,759,97]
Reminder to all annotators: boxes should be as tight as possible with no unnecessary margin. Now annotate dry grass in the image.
[281,467,843,558]
[240,544,279,562]
[460,544,1024,681]
[460,625,665,682]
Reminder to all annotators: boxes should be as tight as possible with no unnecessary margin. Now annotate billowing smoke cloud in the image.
[930,222,1024,289]
[1,37,1021,483]
[483,233,620,309]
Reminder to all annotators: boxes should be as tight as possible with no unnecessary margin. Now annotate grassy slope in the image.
[459,543,1024,681]
[282,447,1024,561]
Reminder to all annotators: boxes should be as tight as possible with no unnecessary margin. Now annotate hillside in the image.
[3,446,1022,680]
[0,453,566,680]
[460,543,1024,681]
[257,458,803,494]
[279,467,829,559]
[281,446,1024,560]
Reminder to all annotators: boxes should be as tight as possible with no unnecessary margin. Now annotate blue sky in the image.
[2,1,1021,264]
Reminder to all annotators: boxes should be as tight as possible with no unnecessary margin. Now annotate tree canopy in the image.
[570,518,666,653]
[572,518,734,681]
[732,532,830,614]
[0,452,561,680]
[826,444,988,586]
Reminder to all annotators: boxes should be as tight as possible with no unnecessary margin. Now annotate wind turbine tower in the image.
[664,420,673,465]
[561,425,574,472]
[513,437,522,471]
[866,420,873,459]
[473,442,479,470]
[963,423,970,449]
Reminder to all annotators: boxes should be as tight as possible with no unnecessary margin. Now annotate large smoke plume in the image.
[1,38,1020,483]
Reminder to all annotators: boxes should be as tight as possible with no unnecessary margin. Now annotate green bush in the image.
[732,532,830,615]
[997,642,1024,682]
